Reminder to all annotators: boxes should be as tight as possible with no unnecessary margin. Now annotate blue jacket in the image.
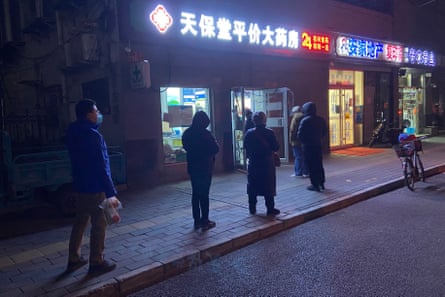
[66,119,117,198]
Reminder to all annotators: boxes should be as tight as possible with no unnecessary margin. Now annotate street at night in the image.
[130,173,445,297]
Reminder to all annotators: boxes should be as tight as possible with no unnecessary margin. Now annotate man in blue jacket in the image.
[66,99,117,275]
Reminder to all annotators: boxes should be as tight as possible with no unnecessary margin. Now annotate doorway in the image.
[231,87,291,170]
[328,87,354,148]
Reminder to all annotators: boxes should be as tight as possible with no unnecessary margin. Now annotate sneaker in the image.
[249,204,257,215]
[307,185,321,192]
[201,220,216,231]
[267,208,280,216]
[291,174,303,177]
[302,174,309,178]
[66,257,87,272]
[88,260,116,275]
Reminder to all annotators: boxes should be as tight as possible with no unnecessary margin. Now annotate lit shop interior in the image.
[398,68,429,135]
[328,69,364,148]
[161,87,210,164]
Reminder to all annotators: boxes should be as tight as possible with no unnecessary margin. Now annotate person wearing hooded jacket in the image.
[289,105,308,177]
[65,99,117,275]
[297,101,327,192]
[182,111,219,230]
[243,111,280,216]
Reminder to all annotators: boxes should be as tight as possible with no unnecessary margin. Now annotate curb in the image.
[73,164,445,297]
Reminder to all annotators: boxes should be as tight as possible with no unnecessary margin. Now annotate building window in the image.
[160,87,210,164]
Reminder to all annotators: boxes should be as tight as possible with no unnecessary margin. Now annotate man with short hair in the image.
[66,99,117,275]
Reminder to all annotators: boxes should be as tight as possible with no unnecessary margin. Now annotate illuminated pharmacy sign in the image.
[336,36,403,63]
[404,47,436,66]
[148,4,331,54]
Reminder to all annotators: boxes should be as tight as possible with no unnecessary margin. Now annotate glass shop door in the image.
[231,87,290,170]
[329,87,354,148]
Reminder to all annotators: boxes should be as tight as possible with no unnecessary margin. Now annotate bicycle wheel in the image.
[404,158,415,191]
[416,154,425,182]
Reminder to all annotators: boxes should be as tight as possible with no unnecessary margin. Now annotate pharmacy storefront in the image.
[118,1,439,185]
[119,0,333,182]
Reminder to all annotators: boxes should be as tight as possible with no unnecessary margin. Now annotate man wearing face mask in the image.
[65,99,117,275]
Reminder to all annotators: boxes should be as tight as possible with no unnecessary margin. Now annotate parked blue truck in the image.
[0,131,127,215]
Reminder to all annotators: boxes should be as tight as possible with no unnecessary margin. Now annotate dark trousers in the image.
[190,173,212,223]
[304,145,325,187]
[248,194,275,211]
[69,192,107,265]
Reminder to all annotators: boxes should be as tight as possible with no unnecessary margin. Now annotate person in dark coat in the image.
[243,111,280,215]
[244,109,255,133]
[297,101,327,192]
[182,111,219,230]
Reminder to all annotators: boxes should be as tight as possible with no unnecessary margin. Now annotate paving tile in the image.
[0,137,444,297]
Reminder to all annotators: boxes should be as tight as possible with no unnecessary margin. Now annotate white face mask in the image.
[96,113,103,125]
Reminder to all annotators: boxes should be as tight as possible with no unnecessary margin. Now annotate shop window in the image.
[160,87,210,164]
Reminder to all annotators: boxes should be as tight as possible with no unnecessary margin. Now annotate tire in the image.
[404,159,415,191]
[55,184,77,216]
[416,154,425,182]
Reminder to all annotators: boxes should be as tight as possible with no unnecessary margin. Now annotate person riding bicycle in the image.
[398,132,416,155]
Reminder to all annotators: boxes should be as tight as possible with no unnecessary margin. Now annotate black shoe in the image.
[88,260,116,275]
[249,204,257,215]
[66,257,87,272]
[201,220,216,231]
[307,185,321,192]
[319,183,325,191]
[267,208,280,216]
[194,220,201,230]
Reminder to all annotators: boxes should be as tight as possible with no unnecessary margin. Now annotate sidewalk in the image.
[1,136,445,297]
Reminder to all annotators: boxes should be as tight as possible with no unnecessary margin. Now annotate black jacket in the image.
[297,102,327,147]
[182,111,219,175]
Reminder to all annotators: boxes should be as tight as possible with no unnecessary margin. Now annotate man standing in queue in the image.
[297,101,327,192]
[66,99,117,275]
[182,111,219,231]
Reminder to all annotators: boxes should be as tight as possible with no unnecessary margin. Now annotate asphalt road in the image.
[129,173,445,297]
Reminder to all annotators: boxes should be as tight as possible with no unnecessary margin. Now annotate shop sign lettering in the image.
[404,47,436,66]
[149,4,331,54]
[336,35,436,67]
[336,36,403,63]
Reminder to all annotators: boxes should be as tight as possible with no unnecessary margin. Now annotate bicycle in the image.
[394,136,426,191]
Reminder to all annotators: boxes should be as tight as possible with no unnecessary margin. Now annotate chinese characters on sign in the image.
[336,36,436,66]
[336,36,403,63]
[404,47,436,66]
[301,32,330,52]
[147,5,436,66]
[149,4,331,54]
[178,10,302,49]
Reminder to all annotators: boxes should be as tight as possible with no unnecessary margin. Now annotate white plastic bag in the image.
[99,196,123,225]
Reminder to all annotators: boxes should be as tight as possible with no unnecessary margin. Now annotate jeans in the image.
[190,173,212,223]
[68,192,107,265]
[292,146,308,176]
